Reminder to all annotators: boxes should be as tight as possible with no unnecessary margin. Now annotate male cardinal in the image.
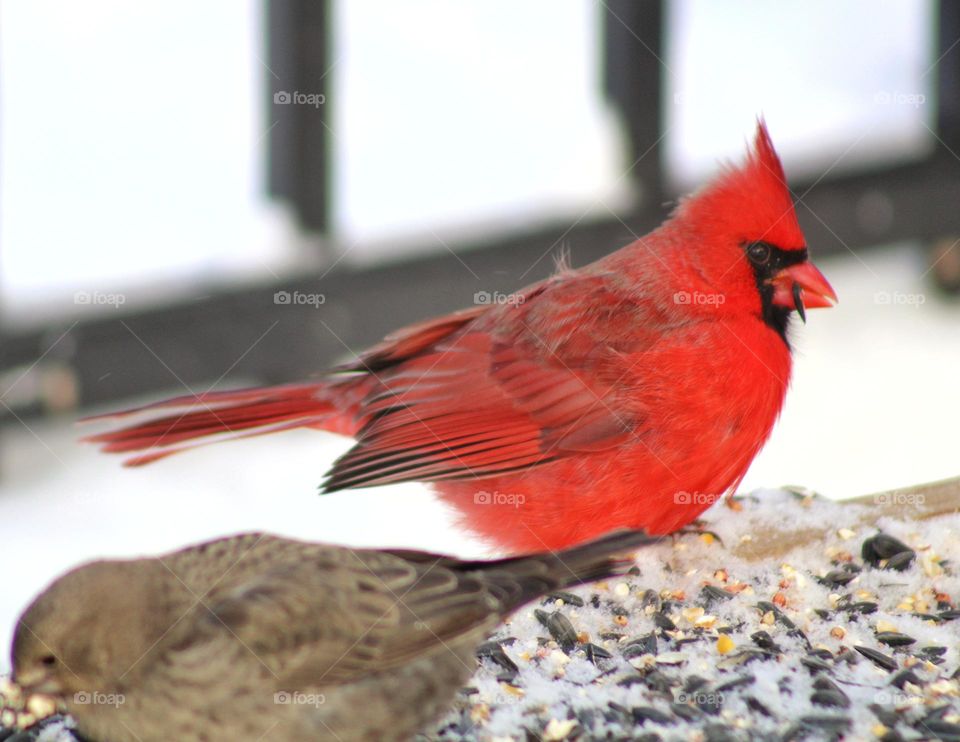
[86,121,836,553]
[12,529,654,741]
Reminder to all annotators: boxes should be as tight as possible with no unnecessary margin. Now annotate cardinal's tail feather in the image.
[80,382,347,466]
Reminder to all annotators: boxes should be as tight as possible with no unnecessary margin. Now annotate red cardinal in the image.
[85,121,836,553]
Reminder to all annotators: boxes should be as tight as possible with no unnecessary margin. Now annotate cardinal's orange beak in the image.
[771,260,837,322]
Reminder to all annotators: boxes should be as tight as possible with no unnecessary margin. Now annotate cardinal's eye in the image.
[40,654,57,667]
[746,242,771,265]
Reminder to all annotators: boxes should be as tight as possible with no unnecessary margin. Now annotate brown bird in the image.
[11,529,655,741]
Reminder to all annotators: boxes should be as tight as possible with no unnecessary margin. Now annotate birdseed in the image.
[427,489,960,741]
[3,488,958,742]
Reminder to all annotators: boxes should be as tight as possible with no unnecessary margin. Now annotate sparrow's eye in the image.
[40,654,57,667]
[746,242,771,265]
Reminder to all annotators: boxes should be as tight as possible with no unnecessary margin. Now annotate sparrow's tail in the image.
[433,529,660,613]
[80,381,353,466]
[482,529,659,610]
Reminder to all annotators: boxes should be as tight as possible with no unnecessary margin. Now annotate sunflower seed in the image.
[750,630,782,653]
[890,669,922,689]
[640,589,661,611]
[703,723,738,742]
[607,701,630,717]
[584,643,612,664]
[875,632,916,647]
[854,645,898,671]
[812,676,843,693]
[800,656,833,673]
[810,690,850,709]
[756,601,796,629]
[861,533,914,567]
[694,692,723,716]
[653,612,677,631]
[919,720,960,740]
[642,670,674,695]
[884,551,916,571]
[699,585,735,606]
[620,643,648,660]
[670,703,703,722]
[623,633,658,658]
[818,569,857,587]
[631,706,674,725]
[715,674,755,693]
[916,704,952,725]
[534,609,578,649]
[869,703,899,727]
[684,675,710,692]
[576,708,600,729]
[745,695,773,718]
[476,641,519,675]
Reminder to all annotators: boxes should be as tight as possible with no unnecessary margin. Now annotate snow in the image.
[431,489,960,740]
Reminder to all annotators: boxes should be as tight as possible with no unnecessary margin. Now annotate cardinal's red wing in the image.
[323,293,643,491]
[336,305,489,372]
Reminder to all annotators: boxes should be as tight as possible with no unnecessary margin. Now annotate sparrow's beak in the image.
[12,668,62,696]
[771,261,837,323]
